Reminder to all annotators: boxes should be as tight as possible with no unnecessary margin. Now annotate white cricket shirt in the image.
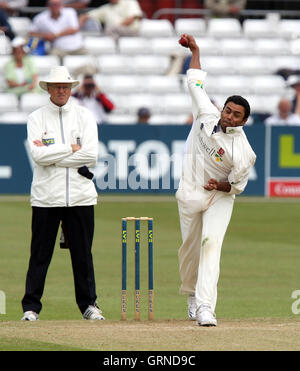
[30,8,83,51]
[176,68,256,202]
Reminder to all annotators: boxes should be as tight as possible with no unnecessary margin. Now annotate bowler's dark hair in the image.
[223,95,250,120]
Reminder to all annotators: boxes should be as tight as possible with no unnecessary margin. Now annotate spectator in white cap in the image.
[21,66,105,322]
[4,36,39,97]
[287,75,300,115]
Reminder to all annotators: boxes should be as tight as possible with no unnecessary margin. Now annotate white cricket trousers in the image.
[177,195,234,312]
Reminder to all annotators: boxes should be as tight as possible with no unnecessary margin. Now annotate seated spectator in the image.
[79,0,143,42]
[0,8,15,40]
[29,0,86,60]
[205,0,246,17]
[0,0,28,15]
[287,75,300,116]
[63,0,100,32]
[137,107,151,125]
[264,98,300,126]
[72,74,114,124]
[63,0,99,31]
[4,36,40,97]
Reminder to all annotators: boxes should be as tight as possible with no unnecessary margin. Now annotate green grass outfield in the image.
[0,195,300,350]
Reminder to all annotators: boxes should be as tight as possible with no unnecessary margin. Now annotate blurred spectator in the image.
[63,0,100,32]
[264,98,300,126]
[29,0,86,60]
[0,8,15,40]
[137,107,151,124]
[181,55,191,75]
[287,75,300,116]
[4,36,40,97]
[72,74,114,124]
[205,0,246,17]
[79,0,143,41]
[0,0,28,15]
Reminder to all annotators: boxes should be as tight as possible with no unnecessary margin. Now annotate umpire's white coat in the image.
[27,97,98,207]
[176,69,256,312]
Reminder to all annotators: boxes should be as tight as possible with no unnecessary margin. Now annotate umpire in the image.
[21,66,104,321]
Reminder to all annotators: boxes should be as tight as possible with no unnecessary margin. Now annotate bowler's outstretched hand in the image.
[178,34,200,69]
[178,34,198,51]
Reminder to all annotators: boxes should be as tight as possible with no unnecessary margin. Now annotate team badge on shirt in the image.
[215,147,225,162]
[195,80,204,89]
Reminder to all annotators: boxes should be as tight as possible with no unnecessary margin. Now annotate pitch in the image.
[0,195,299,350]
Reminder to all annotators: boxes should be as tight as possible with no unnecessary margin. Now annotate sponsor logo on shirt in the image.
[199,135,225,163]
[42,138,55,146]
[199,135,216,157]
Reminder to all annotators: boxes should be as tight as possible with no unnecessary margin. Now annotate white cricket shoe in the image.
[21,311,39,321]
[196,304,217,327]
[83,305,105,320]
[187,294,197,320]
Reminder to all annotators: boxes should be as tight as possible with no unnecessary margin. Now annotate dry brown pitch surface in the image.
[1,318,300,351]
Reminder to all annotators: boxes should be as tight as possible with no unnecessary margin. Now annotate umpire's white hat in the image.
[39,66,79,91]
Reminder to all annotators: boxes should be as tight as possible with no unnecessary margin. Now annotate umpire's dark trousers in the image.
[22,206,97,314]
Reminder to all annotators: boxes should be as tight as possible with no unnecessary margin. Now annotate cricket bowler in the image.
[176,34,256,326]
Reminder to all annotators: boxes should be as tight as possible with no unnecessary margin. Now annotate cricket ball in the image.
[179,35,189,48]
